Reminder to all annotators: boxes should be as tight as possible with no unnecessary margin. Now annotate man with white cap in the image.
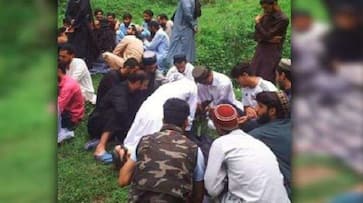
[204,104,290,203]
[276,58,292,100]
[141,50,168,97]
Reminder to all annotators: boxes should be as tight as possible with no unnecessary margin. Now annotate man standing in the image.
[205,104,290,203]
[59,44,97,104]
[251,0,289,83]
[116,98,205,203]
[167,0,200,64]
[144,21,170,72]
[65,0,98,67]
[249,91,292,197]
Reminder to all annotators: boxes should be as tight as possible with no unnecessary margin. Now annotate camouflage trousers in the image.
[128,189,185,203]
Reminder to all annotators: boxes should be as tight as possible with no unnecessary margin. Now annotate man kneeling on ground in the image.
[115,98,205,203]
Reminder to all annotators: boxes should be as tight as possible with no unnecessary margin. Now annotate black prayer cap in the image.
[173,54,187,64]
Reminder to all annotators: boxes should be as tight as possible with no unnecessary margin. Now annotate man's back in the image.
[58,75,85,124]
[129,125,198,202]
[67,58,96,103]
[113,35,143,62]
[249,119,292,195]
[205,129,290,203]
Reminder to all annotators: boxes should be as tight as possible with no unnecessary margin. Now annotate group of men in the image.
[58,0,294,202]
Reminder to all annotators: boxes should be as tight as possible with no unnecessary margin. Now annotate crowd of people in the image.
[58,0,293,202]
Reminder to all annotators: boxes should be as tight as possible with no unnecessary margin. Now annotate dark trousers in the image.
[61,111,76,130]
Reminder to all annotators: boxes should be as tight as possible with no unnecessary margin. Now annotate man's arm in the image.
[118,150,137,187]
[144,32,165,51]
[181,0,197,30]
[192,181,204,203]
[255,16,289,41]
[113,37,128,56]
[204,141,227,197]
[191,148,205,203]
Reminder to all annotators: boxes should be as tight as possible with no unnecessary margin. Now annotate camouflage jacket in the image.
[129,124,198,202]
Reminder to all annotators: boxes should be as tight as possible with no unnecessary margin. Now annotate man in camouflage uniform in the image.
[115,98,205,203]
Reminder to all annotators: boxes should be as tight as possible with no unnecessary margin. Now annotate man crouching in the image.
[115,98,205,203]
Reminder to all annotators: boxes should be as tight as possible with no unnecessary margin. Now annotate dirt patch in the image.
[294,165,338,187]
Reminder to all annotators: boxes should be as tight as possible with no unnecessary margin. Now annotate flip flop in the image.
[94,152,113,164]
[84,139,100,150]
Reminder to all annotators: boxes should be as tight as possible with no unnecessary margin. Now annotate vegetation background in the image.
[0,0,359,203]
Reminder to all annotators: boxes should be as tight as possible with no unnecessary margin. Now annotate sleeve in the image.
[204,141,227,197]
[255,17,289,41]
[113,38,128,56]
[217,82,235,104]
[68,61,86,82]
[181,0,197,29]
[58,85,75,113]
[197,85,210,104]
[144,32,164,51]
[186,86,198,130]
[193,147,205,181]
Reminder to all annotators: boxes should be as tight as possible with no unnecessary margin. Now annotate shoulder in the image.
[213,71,232,85]
[260,79,277,91]
[72,58,88,69]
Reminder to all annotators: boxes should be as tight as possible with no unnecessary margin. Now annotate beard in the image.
[257,112,271,124]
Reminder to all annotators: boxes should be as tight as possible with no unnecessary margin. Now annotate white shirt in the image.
[204,129,290,203]
[198,71,244,111]
[242,77,277,107]
[66,58,96,104]
[124,78,198,152]
[166,62,195,82]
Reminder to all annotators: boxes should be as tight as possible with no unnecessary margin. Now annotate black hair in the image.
[276,66,291,81]
[292,9,312,19]
[255,91,286,119]
[58,62,67,74]
[158,13,168,20]
[107,12,116,18]
[148,20,160,29]
[260,0,277,5]
[123,12,132,20]
[124,58,139,69]
[143,9,154,17]
[230,62,254,78]
[62,18,71,25]
[94,8,104,16]
[58,27,66,36]
[163,98,190,127]
[127,70,148,83]
[59,43,75,55]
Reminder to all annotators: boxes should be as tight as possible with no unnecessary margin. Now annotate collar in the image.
[160,124,184,134]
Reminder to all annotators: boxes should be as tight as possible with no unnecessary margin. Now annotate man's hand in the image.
[237,116,249,125]
[268,36,282,43]
[193,25,198,33]
[245,107,257,119]
[255,14,264,24]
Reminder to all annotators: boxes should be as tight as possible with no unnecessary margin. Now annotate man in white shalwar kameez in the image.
[123,75,198,155]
